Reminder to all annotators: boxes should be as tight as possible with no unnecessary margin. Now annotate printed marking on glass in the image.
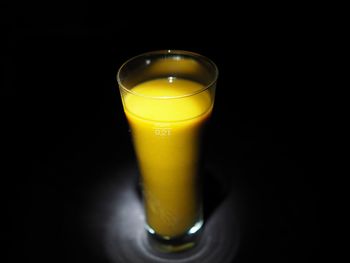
[153,127,172,136]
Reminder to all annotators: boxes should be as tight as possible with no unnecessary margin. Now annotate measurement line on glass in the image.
[153,127,172,136]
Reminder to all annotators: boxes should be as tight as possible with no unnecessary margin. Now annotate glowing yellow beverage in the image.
[123,78,212,238]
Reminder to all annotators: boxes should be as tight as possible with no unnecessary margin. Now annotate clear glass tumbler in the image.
[117,50,218,252]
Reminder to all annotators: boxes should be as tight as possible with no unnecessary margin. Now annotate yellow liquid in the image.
[123,78,213,237]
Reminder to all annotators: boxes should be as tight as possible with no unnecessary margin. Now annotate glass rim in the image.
[117,50,218,99]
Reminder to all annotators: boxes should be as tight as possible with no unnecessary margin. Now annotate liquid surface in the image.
[124,78,210,122]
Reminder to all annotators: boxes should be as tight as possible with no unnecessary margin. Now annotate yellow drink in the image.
[123,78,212,238]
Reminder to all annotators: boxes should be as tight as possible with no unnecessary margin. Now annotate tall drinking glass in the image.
[117,50,218,252]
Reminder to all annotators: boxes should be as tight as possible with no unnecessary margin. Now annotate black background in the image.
[4,3,319,263]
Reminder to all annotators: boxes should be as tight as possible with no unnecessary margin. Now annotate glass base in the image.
[146,219,204,253]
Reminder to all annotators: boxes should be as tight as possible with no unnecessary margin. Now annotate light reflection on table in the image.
[86,163,239,263]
